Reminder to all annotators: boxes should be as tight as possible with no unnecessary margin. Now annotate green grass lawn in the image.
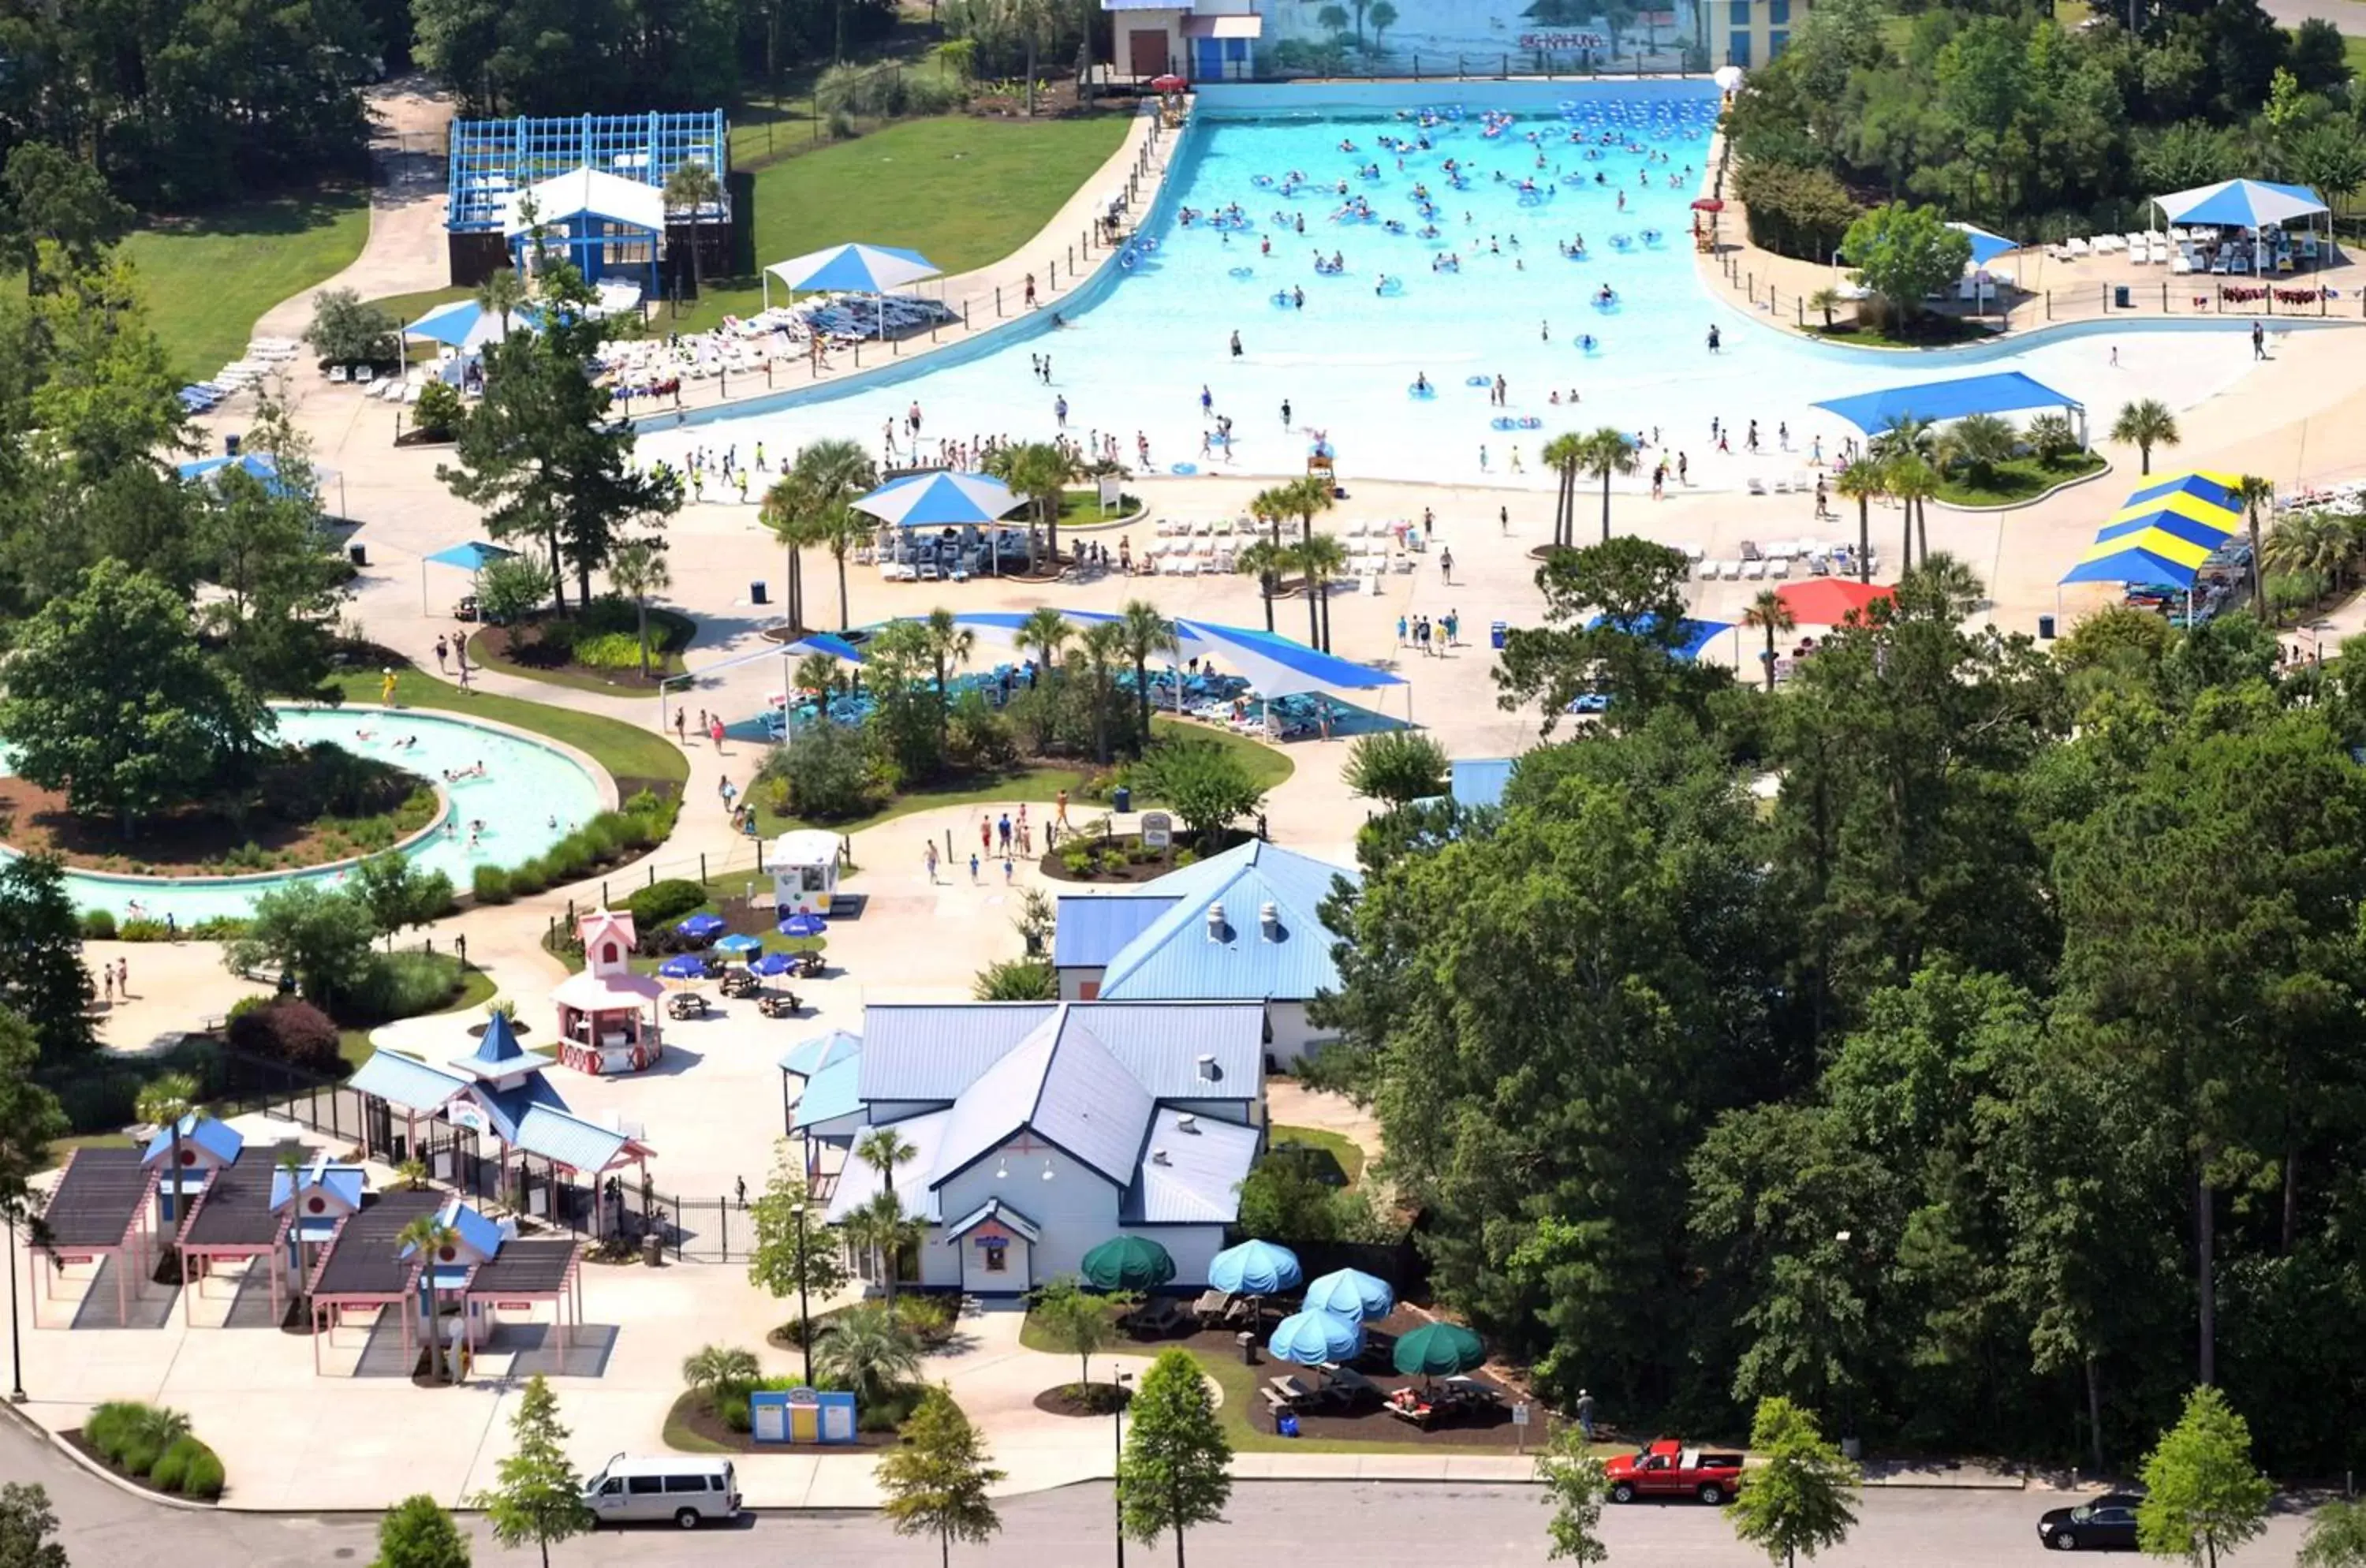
[752,719,1293,837]
[658,114,1129,339]
[1933,451,2107,508]
[367,286,474,330]
[1268,1123,1367,1186]
[336,961,499,1068]
[1057,488,1144,528]
[39,1133,136,1172]
[328,667,689,796]
[122,188,371,382]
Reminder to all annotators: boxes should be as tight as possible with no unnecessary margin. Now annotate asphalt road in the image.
[2,1417,2325,1566]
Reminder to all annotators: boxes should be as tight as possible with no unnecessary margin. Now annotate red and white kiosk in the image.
[553,909,666,1075]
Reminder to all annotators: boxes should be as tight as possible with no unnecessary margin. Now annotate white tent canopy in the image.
[501,166,667,237]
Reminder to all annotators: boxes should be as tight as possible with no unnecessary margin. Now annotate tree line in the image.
[1314,536,2366,1473]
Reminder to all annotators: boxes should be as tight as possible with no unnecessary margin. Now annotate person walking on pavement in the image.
[924,841,940,883]
[1439,546,1454,585]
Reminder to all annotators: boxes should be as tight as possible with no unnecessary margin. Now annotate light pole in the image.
[794,1200,814,1387]
[1112,1367,1135,1568]
[6,1208,25,1402]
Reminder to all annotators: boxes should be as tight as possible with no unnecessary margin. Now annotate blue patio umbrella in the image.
[657,954,708,980]
[675,913,726,942]
[1269,1309,1364,1367]
[853,471,1024,529]
[749,951,797,977]
[1301,1267,1395,1322]
[715,933,763,958]
[778,913,830,939]
[1209,1239,1304,1297]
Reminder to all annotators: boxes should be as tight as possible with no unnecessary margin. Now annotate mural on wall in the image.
[1260,0,1695,69]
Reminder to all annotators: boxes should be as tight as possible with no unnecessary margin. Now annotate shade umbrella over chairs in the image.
[1080,1234,1175,1292]
[1269,1309,1364,1367]
[1301,1267,1394,1322]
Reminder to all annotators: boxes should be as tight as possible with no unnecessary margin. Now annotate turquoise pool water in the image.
[642,81,2267,491]
[2,707,608,922]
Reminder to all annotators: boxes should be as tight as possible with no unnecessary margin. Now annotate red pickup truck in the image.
[1604,1439,1746,1505]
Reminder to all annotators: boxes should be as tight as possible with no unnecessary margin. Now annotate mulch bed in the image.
[470,622,678,693]
[1033,1380,1133,1418]
[61,1429,219,1505]
[1039,827,1256,885]
[0,765,428,879]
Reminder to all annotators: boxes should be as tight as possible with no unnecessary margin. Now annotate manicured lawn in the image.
[1934,451,2107,508]
[1057,487,1144,528]
[328,668,689,796]
[337,962,500,1068]
[1268,1123,1366,1186]
[660,114,1129,338]
[121,188,371,382]
[365,286,473,329]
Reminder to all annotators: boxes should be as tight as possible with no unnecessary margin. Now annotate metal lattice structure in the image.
[446,110,732,233]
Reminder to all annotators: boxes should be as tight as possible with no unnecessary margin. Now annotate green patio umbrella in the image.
[1393,1322,1485,1379]
[1080,1235,1176,1291]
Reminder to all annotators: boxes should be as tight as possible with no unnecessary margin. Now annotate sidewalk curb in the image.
[0,1401,220,1514]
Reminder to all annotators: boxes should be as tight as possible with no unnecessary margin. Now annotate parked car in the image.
[583,1455,741,1529]
[2035,1491,2146,1551]
[1604,1439,1746,1504]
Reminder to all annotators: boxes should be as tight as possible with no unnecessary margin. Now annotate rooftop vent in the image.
[1206,901,1226,941]
[1260,901,1281,940]
[1151,1148,1171,1166]
[1177,1114,1201,1133]
[1195,1054,1220,1083]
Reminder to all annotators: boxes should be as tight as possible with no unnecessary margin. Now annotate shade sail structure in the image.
[2060,531,2216,588]
[1302,1267,1395,1321]
[1584,614,1732,661]
[1946,222,2019,268]
[2123,470,2245,513]
[1813,371,2081,435]
[1209,1238,1304,1296]
[1392,1321,1486,1378]
[424,541,518,573]
[176,453,327,499]
[780,632,868,665]
[1080,1234,1176,1291]
[2155,179,2327,229]
[406,299,543,350]
[854,471,1024,528]
[912,611,1407,701]
[767,243,941,295]
[2095,511,2234,551]
[1776,579,1896,625]
[1269,1309,1364,1366]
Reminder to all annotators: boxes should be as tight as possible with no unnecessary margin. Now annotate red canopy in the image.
[1776,578,1894,625]
[1151,74,1188,92]
[1690,197,1726,212]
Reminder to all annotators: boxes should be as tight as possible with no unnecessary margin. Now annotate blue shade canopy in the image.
[2059,538,2210,589]
[778,913,830,938]
[1946,221,2018,267]
[854,471,1024,528]
[2154,178,2327,229]
[2123,471,2245,513]
[2094,512,2233,551]
[1269,1308,1364,1366]
[176,452,326,498]
[1209,1238,1304,1295]
[767,243,942,294]
[1812,371,2081,435]
[424,540,518,572]
[1302,1267,1395,1320]
[909,610,1405,700]
[780,632,868,665]
[715,933,764,956]
[407,299,543,349]
[657,954,708,979]
[1584,613,1733,661]
[750,951,797,976]
[675,913,726,940]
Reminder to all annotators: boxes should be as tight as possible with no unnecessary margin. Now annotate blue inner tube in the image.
[1520,416,1543,430]
[1252,174,1274,187]
[1271,291,1294,307]
[1491,416,1517,431]
[1578,334,1599,352]
[1140,237,1159,252]
[1120,250,1138,269]
[1409,382,1436,398]
[1170,462,1198,476]
[1594,297,1620,312]
[1465,374,1492,387]
[1375,277,1403,296]
[1229,265,1255,278]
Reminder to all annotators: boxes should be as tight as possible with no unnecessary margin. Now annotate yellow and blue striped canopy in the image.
[2062,472,2248,588]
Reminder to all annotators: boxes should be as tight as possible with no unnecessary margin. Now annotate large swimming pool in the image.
[640,81,2269,490]
[2,707,610,923]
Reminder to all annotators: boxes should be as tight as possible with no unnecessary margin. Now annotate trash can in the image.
[1237,1330,1258,1365]
[2113,285,2131,310]
[1491,619,1509,650]
[1113,785,1133,813]
[641,1233,663,1267]
[750,580,768,605]
[348,543,368,567]
[224,432,241,457]
[2038,613,2057,640]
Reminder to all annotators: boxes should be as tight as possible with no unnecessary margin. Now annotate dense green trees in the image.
[1323,539,2366,1469]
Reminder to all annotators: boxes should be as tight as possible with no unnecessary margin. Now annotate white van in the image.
[582,1454,741,1529]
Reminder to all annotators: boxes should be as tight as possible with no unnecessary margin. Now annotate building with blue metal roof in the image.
[1450,756,1517,811]
[806,1001,1268,1296]
[1055,840,1360,1068]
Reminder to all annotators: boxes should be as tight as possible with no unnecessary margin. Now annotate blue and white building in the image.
[795,1001,1267,1296]
[1051,839,1358,1069]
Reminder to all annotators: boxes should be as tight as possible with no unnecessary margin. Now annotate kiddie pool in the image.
[0,706,611,921]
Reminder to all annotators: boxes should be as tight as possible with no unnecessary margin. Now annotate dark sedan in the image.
[2036,1493,2145,1551]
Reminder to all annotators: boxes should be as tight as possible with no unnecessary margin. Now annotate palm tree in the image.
[759,472,822,633]
[1115,599,1179,748]
[794,651,844,706]
[1077,621,1128,763]
[1236,538,1286,633]
[397,1213,461,1384]
[921,607,976,747]
[136,1073,200,1238]
[660,160,725,303]
[2234,474,2276,610]
[987,442,1075,569]
[681,1342,761,1408]
[843,1190,924,1308]
[1247,487,1289,552]
[854,1127,920,1300]
[1938,413,2016,488]
[1834,460,1886,584]
[1888,456,1938,571]
[1741,589,1797,691]
[2109,399,2179,476]
[1016,605,1074,689]
[1543,431,1586,550]
[1808,286,1842,330]
[817,499,868,632]
[815,1301,923,1405]
[792,439,878,629]
[1898,551,1985,623]
[1281,473,1335,546]
[473,267,529,339]
[1369,0,1399,50]
[2262,510,2354,589]
[1575,427,1637,543]
[1293,532,1351,650]
[605,537,671,678]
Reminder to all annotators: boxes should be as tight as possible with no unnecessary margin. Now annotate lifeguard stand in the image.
[1308,443,1336,496]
